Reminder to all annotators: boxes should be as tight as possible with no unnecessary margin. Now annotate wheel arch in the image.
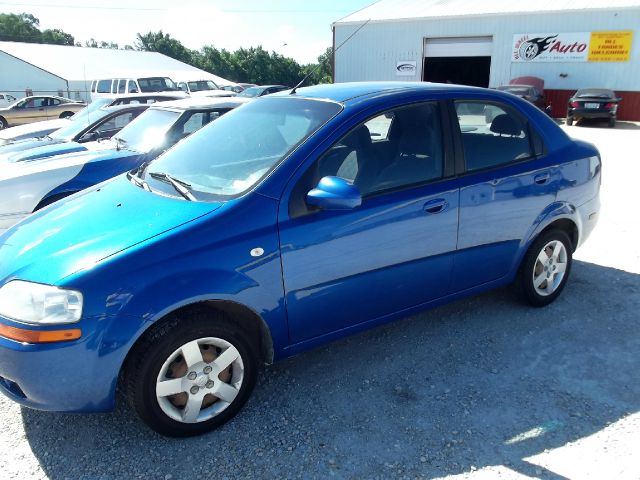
[121,299,275,379]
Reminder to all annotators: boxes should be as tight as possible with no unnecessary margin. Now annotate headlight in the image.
[0,280,83,324]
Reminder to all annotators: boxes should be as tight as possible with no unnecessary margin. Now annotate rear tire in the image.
[515,229,573,307]
[566,116,573,126]
[125,310,258,437]
[608,117,616,128]
[0,116,7,129]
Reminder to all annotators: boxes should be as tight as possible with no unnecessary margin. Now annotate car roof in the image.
[97,103,151,114]
[274,81,489,103]
[149,96,251,111]
[102,92,189,102]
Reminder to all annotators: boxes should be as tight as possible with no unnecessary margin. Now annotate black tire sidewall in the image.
[0,117,7,129]
[520,229,573,307]
[130,316,258,437]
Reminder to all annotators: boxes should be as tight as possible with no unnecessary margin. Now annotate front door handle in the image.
[424,198,448,214]
[534,172,550,185]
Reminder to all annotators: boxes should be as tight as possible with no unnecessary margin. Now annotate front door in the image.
[278,101,459,344]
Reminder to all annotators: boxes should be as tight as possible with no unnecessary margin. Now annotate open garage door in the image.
[423,37,493,88]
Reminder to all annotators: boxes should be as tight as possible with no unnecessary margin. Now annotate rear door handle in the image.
[534,172,550,185]
[424,199,448,214]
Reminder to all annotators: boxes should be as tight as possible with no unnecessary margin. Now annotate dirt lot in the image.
[0,120,639,480]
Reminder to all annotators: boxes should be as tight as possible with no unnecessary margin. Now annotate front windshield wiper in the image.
[127,169,151,192]
[149,171,196,201]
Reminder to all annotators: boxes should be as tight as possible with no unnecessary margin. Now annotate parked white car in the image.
[90,77,182,101]
[0,93,18,107]
[176,80,237,98]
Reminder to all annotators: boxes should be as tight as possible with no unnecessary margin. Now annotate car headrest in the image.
[490,114,522,136]
[398,125,436,156]
[342,125,372,150]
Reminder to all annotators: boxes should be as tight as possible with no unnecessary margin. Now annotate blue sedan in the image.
[0,82,601,437]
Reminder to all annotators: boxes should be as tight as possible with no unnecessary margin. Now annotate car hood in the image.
[0,118,69,142]
[0,137,65,158]
[4,140,90,162]
[0,175,221,285]
[0,144,139,182]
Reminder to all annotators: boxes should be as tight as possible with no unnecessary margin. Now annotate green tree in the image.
[135,31,194,64]
[0,13,42,43]
[41,28,75,46]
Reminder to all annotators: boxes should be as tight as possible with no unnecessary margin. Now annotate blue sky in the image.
[1,0,374,63]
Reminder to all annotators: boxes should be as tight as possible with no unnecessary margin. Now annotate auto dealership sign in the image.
[512,31,632,62]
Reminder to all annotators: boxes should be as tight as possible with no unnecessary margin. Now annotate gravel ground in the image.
[1,120,639,480]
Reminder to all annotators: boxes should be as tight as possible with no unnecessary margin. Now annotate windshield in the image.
[69,98,112,122]
[145,97,342,200]
[138,77,178,92]
[238,87,263,98]
[114,108,181,152]
[498,86,530,95]
[188,80,219,92]
[575,89,615,99]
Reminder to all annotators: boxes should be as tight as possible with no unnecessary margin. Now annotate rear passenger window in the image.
[455,101,535,172]
[96,80,111,93]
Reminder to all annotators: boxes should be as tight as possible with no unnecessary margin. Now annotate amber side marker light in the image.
[0,324,81,343]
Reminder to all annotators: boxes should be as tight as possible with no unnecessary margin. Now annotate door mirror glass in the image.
[79,131,99,143]
[306,176,362,210]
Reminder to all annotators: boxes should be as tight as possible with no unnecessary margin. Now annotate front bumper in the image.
[0,315,121,413]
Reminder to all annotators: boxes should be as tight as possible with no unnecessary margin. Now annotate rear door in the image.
[451,99,555,291]
[278,101,459,344]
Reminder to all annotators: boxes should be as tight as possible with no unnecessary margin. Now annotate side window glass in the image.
[97,80,111,93]
[455,101,534,172]
[95,112,134,135]
[118,80,126,94]
[317,103,443,197]
[182,112,206,135]
[365,113,394,141]
[127,80,138,93]
[50,98,61,106]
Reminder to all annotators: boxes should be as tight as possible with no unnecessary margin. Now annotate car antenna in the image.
[290,18,371,95]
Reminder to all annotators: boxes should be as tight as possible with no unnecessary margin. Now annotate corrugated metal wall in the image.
[334,9,640,91]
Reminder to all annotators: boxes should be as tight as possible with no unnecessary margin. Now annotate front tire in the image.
[125,310,258,437]
[59,111,74,119]
[516,229,573,307]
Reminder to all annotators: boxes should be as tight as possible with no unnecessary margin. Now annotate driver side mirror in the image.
[79,131,99,143]
[306,176,362,210]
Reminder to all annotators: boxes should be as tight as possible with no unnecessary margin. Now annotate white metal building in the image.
[0,41,234,102]
[333,0,640,119]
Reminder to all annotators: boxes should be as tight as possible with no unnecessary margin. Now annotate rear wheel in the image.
[516,229,573,307]
[608,117,616,128]
[125,310,258,437]
[0,116,7,129]
[566,116,574,126]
